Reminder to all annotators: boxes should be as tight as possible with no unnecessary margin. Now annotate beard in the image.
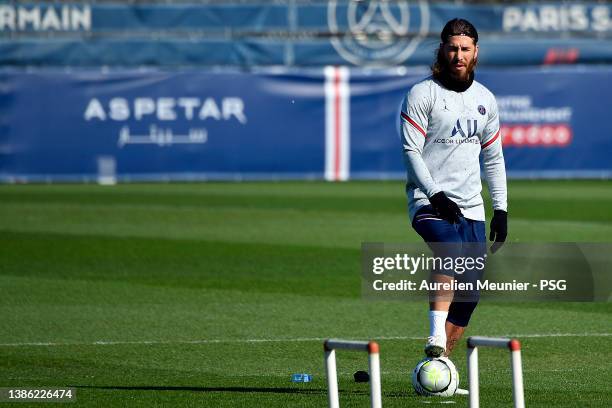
[444,54,477,81]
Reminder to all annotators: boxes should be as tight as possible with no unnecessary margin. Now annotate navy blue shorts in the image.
[412,205,486,245]
[411,205,487,326]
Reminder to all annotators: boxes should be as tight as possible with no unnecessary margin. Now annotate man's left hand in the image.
[489,210,507,253]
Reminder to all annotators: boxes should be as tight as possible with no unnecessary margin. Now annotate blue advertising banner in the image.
[347,66,612,179]
[1,66,611,182]
[0,68,327,181]
[482,67,611,178]
[1,1,611,67]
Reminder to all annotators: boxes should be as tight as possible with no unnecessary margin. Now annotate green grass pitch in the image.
[0,180,611,407]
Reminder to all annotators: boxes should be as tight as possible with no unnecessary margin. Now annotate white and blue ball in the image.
[411,357,458,397]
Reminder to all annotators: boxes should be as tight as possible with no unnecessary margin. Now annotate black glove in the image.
[489,210,508,253]
[429,191,463,224]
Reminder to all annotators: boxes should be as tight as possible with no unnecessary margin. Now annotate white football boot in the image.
[424,335,446,357]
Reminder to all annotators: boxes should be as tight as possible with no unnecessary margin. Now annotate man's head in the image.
[432,19,479,82]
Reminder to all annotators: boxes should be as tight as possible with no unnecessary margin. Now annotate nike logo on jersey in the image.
[442,99,450,111]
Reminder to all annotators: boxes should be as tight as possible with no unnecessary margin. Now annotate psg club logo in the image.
[478,105,486,115]
[328,0,430,66]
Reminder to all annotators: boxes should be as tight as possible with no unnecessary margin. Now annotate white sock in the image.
[429,310,448,339]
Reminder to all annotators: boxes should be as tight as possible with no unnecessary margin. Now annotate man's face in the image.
[442,35,478,81]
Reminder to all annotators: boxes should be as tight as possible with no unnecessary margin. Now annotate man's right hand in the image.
[429,191,463,224]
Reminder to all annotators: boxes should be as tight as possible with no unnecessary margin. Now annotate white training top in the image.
[399,76,507,222]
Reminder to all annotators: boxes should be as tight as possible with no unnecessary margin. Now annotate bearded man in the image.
[399,18,508,357]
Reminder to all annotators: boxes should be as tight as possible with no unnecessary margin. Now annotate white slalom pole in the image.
[368,343,382,408]
[325,349,339,408]
[467,337,525,408]
[510,344,525,408]
[467,345,479,408]
[324,339,382,408]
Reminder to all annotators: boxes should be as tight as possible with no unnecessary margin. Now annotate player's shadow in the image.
[70,385,331,395]
[71,385,411,397]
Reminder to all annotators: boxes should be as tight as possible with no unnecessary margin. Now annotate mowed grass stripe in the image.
[0,203,421,247]
[0,231,359,297]
[1,271,609,346]
[1,207,611,246]
[1,180,612,222]
[0,181,410,215]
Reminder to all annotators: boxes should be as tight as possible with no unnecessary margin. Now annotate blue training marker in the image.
[291,373,312,382]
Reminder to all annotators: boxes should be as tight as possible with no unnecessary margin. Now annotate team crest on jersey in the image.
[478,105,486,115]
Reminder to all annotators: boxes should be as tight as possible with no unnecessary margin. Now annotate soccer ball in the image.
[412,357,459,397]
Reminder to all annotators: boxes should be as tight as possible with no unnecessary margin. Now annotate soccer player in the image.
[399,19,508,357]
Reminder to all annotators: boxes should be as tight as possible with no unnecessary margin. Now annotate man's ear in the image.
[474,44,479,60]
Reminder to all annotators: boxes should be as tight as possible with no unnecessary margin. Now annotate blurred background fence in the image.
[2,0,612,182]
